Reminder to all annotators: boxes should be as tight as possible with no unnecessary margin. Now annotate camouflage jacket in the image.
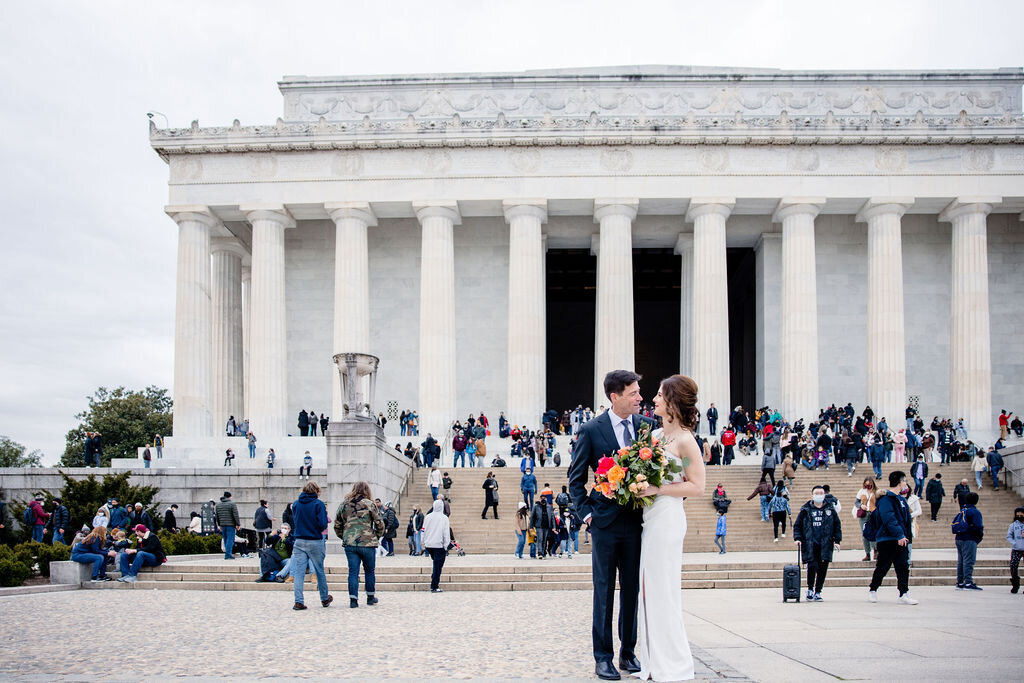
[334,496,385,547]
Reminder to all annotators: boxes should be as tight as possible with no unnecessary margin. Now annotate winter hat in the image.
[132,524,148,534]
[518,501,527,510]
[223,491,232,498]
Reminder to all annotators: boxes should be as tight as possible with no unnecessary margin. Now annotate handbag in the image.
[526,528,536,544]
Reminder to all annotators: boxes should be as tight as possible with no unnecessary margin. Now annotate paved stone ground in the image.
[2,582,1022,681]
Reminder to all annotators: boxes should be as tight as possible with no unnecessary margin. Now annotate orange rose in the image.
[606,464,626,486]
[638,447,653,461]
[618,447,630,457]
[598,482,613,497]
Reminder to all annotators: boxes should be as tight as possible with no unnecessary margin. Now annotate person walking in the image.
[247,432,257,459]
[529,497,555,559]
[215,491,240,559]
[972,450,988,489]
[481,471,499,519]
[50,497,70,545]
[760,449,776,486]
[714,510,727,554]
[290,481,333,610]
[954,491,984,590]
[793,485,842,601]
[1007,506,1024,594]
[406,505,424,555]
[335,481,385,608]
[954,478,972,509]
[867,470,918,605]
[381,502,398,556]
[427,466,442,501]
[422,498,451,592]
[747,478,772,522]
[768,482,791,543]
[910,456,928,497]
[925,473,946,522]
[986,447,1004,491]
[520,466,537,509]
[856,477,878,562]
[514,501,530,558]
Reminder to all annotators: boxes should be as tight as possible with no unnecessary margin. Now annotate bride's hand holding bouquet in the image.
[593,422,685,508]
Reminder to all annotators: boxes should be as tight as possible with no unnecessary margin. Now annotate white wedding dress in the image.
[633,430,694,681]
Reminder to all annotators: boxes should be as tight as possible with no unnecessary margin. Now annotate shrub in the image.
[34,543,71,577]
[156,531,222,556]
[0,558,30,587]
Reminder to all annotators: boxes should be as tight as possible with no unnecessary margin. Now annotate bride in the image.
[634,375,706,681]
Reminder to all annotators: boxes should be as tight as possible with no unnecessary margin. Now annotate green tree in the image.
[0,436,43,467]
[60,386,172,467]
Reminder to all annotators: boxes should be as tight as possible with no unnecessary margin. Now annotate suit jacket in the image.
[567,410,654,531]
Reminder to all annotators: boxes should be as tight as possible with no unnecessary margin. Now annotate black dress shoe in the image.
[595,660,621,680]
[618,655,641,673]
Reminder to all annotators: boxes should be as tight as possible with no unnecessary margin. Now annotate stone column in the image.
[503,200,548,430]
[210,237,247,432]
[773,198,825,424]
[940,198,999,432]
[242,204,295,438]
[857,198,913,428]
[593,200,638,411]
[687,199,734,432]
[674,234,694,378]
[325,202,377,419]
[167,206,218,437]
[414,201,460,441]
[241,264,251,420]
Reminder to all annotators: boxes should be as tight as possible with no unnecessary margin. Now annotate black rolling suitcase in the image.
[782,548,801,602]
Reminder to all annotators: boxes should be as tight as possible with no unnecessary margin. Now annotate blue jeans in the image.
[913,477,924,497]
[975,471,984,488]
[515,530,526,558]
[72,551,108,579]
[345,545,377,599]
[453,450,465,467]
[990,465,1001,488]
[32,525,45,543]
[413,531,423,554]
[144,460,150,468]
[291,538,329,604]
[248,443,256,458]
[570,529,579,552]
[119,550,158,577]
[956,538,978,585]
[760,495,769,521]
[52,531,65,545]
[430,486,439,500]
[523,490,535,509]
[222,526,236,559]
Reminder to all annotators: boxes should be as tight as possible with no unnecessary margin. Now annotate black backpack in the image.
[556,492,570,507]
[24,505,35,526]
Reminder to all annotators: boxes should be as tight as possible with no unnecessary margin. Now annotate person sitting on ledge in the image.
[71,526,116,582]
[117,525,165,582]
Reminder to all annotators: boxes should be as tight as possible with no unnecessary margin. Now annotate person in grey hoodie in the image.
[1007,506,1024,594]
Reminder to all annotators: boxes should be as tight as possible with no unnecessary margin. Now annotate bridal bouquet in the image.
[593,422,685,508]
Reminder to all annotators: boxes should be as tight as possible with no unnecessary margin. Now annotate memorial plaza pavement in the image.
[1,549,1021,681]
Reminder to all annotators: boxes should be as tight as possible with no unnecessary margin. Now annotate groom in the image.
[568,369,653,680]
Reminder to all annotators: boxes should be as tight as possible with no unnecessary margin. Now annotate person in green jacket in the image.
[215,491,240,559]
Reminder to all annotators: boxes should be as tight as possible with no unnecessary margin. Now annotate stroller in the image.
[447,539,466,557]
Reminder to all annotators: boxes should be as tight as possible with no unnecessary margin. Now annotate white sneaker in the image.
[897,593,919,605]
[781,533,785,538]
[868,590,878,603]
[773,538,779,543]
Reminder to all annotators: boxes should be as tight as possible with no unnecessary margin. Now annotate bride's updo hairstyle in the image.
[660,375,699,430]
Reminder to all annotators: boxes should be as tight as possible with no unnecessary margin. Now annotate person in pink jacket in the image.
[892,429,908,463]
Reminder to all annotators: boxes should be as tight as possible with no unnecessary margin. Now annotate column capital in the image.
[240,204,296,228]
[674,233,694,254]
[413,200,461,225]
[211,236,249,259]
[855,198,915,223]
[593,199,639,223]
[685,198,735,222]
[938,197,1001,223]
[502,199,548,224]
[165,205,221,229]
[772,197,826,223]
[325,202,377,227]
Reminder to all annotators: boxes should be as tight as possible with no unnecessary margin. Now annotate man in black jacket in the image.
[567,369,651,680]
[953,479,971,509]
[529,498,555,559]
[50,498,70,545]
[707,404,718,435]
[793,485,842,601]
[925,474,945,521]
[164,505,179,532]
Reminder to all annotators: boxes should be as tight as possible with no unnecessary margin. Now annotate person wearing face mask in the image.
[793,485,842,602]
[1007,507,1024,594]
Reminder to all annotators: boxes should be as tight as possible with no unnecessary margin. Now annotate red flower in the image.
[596,456,616,476]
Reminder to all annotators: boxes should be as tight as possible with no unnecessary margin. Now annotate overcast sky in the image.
[0,0,1021,464]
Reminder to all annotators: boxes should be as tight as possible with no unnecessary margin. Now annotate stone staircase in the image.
[87,556,1011,592]
[400,460,1022,554]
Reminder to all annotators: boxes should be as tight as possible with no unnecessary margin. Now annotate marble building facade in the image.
[150,66,1024,455]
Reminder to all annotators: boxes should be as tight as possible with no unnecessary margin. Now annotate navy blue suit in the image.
[568,410,653,664]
